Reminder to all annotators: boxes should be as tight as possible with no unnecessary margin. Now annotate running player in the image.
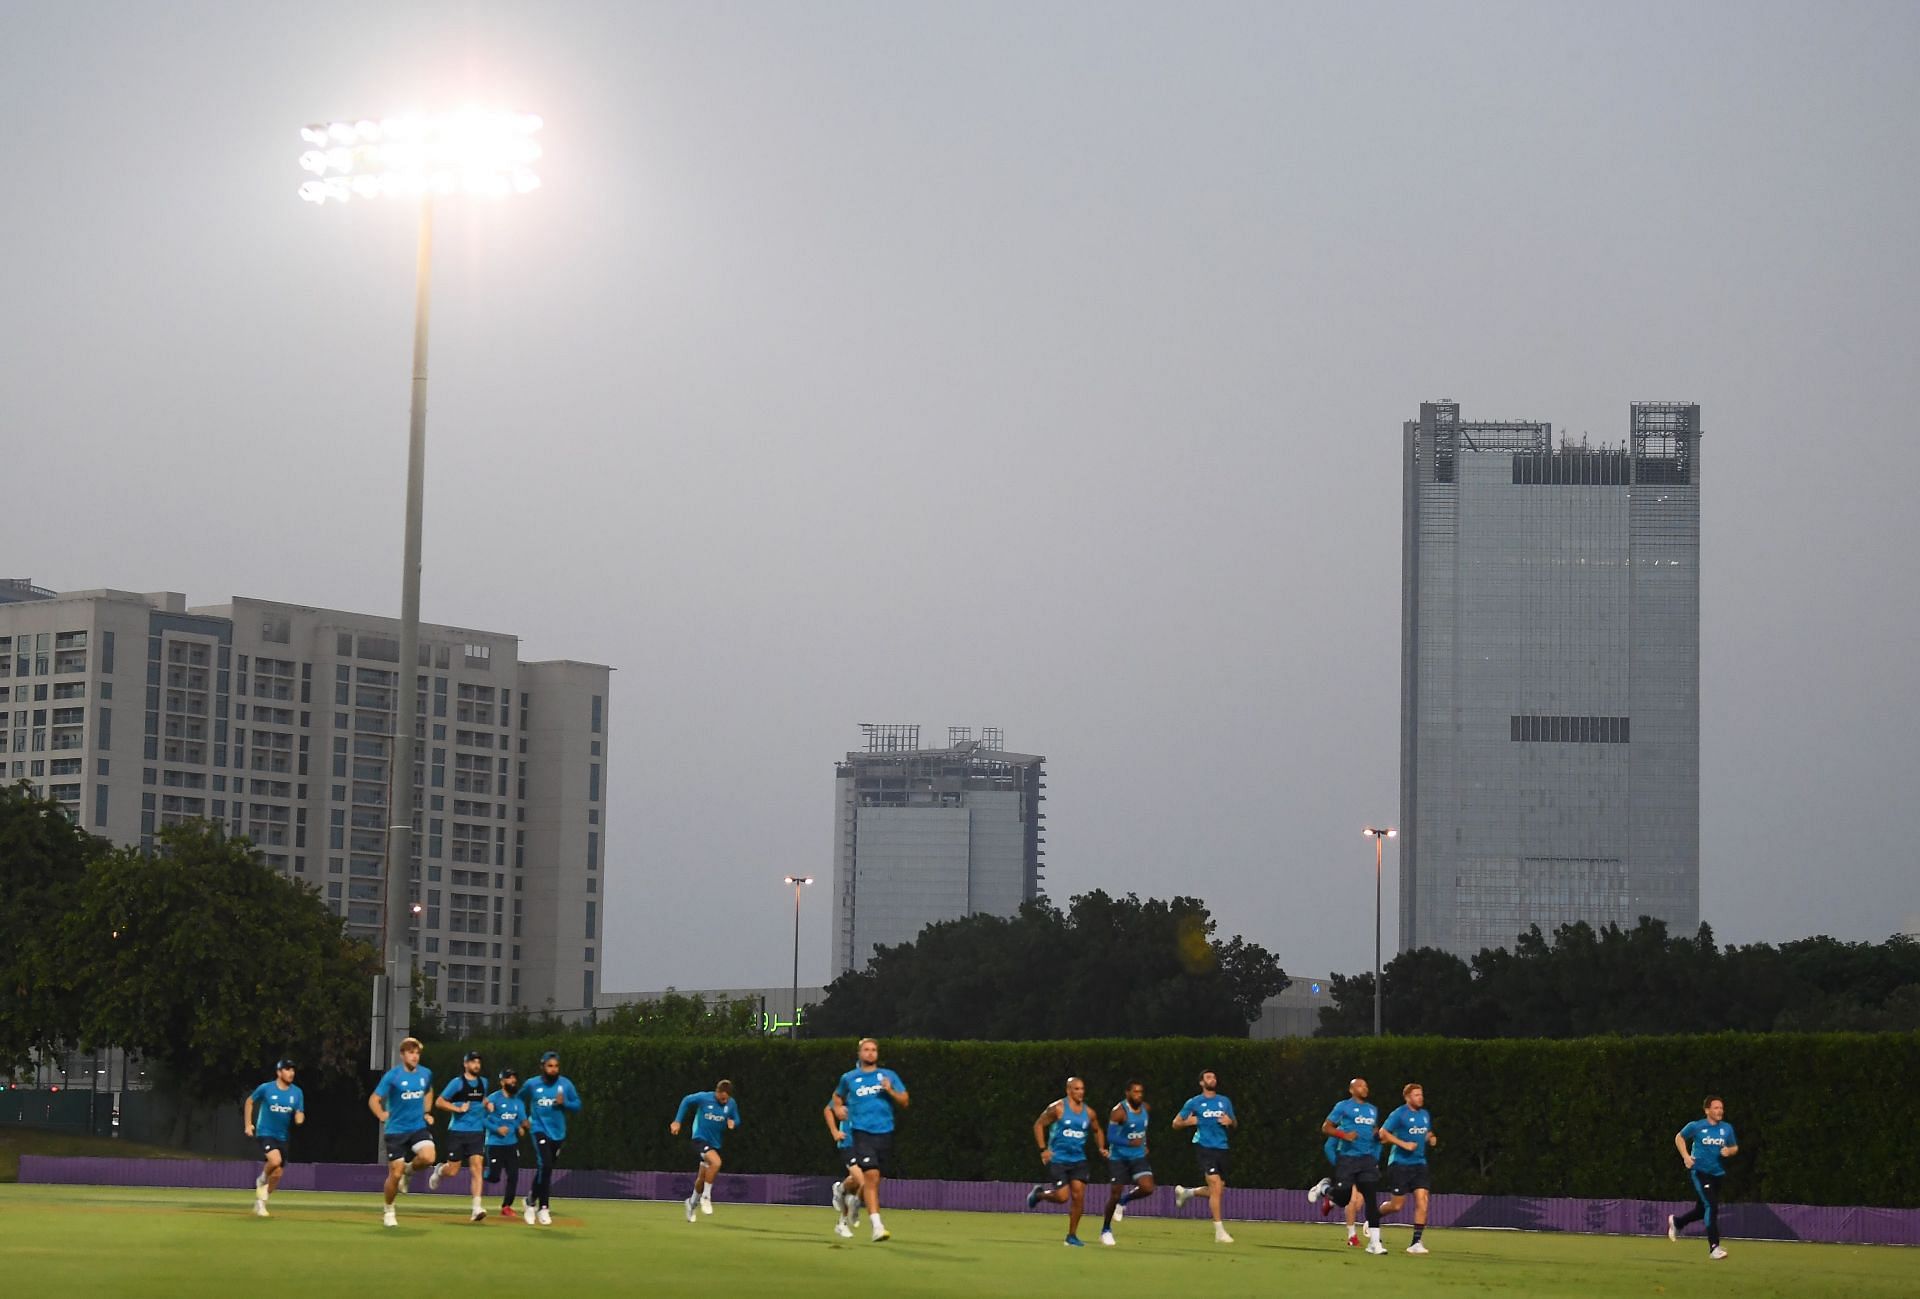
[242,1058,304,1217]
[369,1037,436,1228]
[483,1067,530,1221]
[1668,1095,1738,1260]
[671,1079,741,1222]
[824,1096,863,1237]
[1319,1077,1387,1255]
[831,1037,909,1243]
[1170,1069,1237,1244]
[1379,1081,1438,1253]
[430,1050,491,1220]
[1099,1079,1154,1246]
[521,1050,582,1226]
[1025,1076,1110,1247]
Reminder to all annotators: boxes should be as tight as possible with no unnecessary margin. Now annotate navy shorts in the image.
[1197,1147,1231,1179]
[1046,1160,1091,1186]
[256,1136,288,1161]
[838,1146,860,1170]
[692,1138,721,1161]
[850,1130,892,1174]
[1387,1161,1431,1195]
[443,1131,485,1163]
[1333,1154,1380,1187]
[385,1127,435,1164]
[1110,1155,1152,1183]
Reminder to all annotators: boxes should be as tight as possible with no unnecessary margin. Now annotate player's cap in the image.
[540,1050,560,1063]
[463,1050,484,1062]
[499,1066,518,1079]
[275,1058,297,1070]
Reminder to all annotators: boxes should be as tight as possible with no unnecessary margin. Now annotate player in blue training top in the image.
[243,1057,304,1218]
[1025,1076,1111,1247]
[1379,1081,1438,1254]
[824,1096,863,1237]
[671,1079,741,1222]
[1171,1069,1238,1244]
[1098,1079,1155,1246]
[1317,1076,1387,1254]
[1668,1095,1739,1260]
[368,1036,436,1229]
[482,1067,531,1221]
[521,1050,582,1226]
[429,1049,491,1221]
[831,1037,909,1243]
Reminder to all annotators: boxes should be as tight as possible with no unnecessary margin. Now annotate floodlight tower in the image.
[298,110,542,1069]
[1363,827,1397,1036]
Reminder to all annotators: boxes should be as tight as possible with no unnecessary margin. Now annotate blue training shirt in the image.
[1048,1098,1094,1164]
[441,1072,490,1133]
[1382,1103,1432,1165]
[249,1081,304,1142]
[375,1065,433,1135]
[1109,1101,1149,1163]
[1680,1119,1736,1177]
[524,1075,581,1140]
[676,1091,741,1147]
[1326,1098,1381,1159]
[1176,1092,1236,1149]
[483,1090,526,1147]
[835,1067,905,1135]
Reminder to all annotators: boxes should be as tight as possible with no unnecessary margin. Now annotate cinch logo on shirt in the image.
[854,1083,886,1098]
[400,1088,425,1102]
[1700,1135,1725,1146]
[269,1102,295,1115]
[1060,1128,1086,1143]
[536,1096,560,1107]
[1352,1114,1375,1127]
[1202,1107,1228,1121]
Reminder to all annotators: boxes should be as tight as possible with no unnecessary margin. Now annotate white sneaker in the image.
[428,1166,443,1192]
[1710,1246,1729,1260]
[396,1173,409,1195]
[1307,1176,1330,1204]
[382,1207,398,1228]
[1100,1230,1116,1246]
[251,1199,269,1218]
[685,1195,698,1223]
[1667,1214,1678,1242]
[522,1205,537,1224]
[834,1220,854,1238]
[255,1172,268,1191]
[536,1207,552,1226]
[1113,1200,1126,1223]
[471,1205,487,1222]
[1214,1226,1234,1244]
[831,1185,845,1214]
[700,1193,713,1216]
[1366,1241,1388,1255]
[1173,1186,1193,1208]
[1406,1241,1429,1254]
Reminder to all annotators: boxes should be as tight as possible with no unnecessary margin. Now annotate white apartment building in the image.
[0,580,610,1028]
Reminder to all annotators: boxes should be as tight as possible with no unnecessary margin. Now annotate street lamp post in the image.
[1362,827,1397,1037]
[783,876,813,1038]
[298,110,542,1071]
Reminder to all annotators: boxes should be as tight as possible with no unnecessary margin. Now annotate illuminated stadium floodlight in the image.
[303,109,542,1082]
[297,110,542,204]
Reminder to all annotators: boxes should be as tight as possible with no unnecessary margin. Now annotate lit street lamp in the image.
[1363,827,1398,1036]
[300,113,544,1074]
[783,876,814,1039]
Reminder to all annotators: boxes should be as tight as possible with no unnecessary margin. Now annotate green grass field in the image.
[0,1185,1909,1297]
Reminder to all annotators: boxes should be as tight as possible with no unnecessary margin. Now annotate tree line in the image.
[1316,916,1920,1037]
[0,783,376,1105]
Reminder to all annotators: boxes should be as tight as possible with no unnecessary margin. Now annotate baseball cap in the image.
[540,1050,560,1063]
[275,1058,297,1070]
[499,1066,518,1079]
[463,1050,484,1062]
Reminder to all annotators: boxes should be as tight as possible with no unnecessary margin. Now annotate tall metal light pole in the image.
[298,110,542,1070]
[783,876,813,1038]
[1362,827,1397,1036]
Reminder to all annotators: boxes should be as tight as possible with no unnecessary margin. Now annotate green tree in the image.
[807,892,1288,1040]
[0,782,102,1072]
[62,823,378,1106]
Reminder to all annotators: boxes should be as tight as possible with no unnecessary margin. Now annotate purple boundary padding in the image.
[17,1157,1918,1246]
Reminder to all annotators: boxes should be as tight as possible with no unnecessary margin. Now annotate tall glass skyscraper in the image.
[1399,400,1701,958]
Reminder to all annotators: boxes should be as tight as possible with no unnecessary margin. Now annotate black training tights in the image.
[1673,1171,1722,1248]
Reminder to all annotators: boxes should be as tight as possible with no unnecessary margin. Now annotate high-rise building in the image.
[0,584,611,1026]
[1399,400,1701,958]
[831,724,1046,975]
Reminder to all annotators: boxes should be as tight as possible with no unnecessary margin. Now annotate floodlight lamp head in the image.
[297,108,542,205]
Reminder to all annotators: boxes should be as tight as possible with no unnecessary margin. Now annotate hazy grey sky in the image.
[4,1,1917,996]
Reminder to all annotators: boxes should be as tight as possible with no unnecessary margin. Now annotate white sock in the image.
[1369,1226,1381,1244]
[870,1212,885,1233]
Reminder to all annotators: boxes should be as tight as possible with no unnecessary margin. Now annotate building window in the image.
[585,900,596,939]
[588,762,600,803]
[590,694,603,734]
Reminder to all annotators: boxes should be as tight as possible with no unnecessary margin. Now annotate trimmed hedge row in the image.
[416,1031,1920,1207]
